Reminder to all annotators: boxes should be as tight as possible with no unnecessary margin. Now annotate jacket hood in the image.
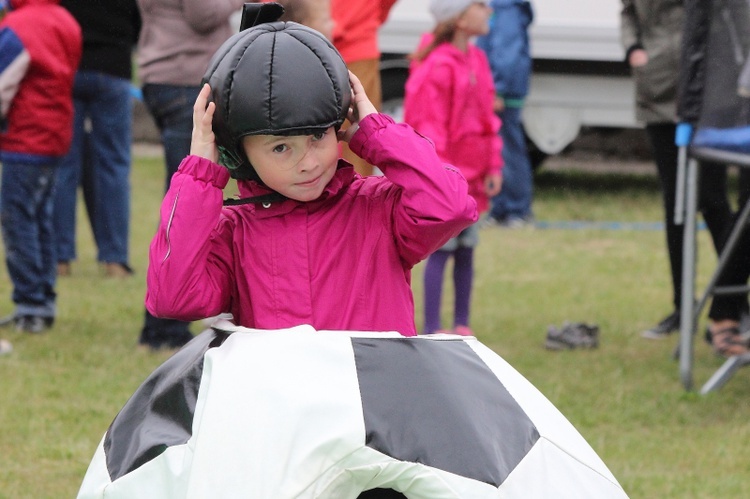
[203,21,351,181]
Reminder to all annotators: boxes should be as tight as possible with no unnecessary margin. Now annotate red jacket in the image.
[146,114,477,336]
[331,0,397,63]
[0,0,81,163]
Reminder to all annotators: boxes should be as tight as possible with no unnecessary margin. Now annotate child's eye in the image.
[312,131,326,141]
[272,144,288,153]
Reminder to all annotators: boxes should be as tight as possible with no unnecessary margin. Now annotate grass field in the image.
[1,152,749,498]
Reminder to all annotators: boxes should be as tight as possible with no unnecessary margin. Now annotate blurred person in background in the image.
[55,0,141,279]
[477,0,534,228]
[404,0,502,336]
[332,0,398,176]
[0,0,81,333]
[134,0,246,350]
[621,0,733,340]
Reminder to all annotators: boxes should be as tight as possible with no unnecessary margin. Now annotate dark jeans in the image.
[139,84,200,345]
[489,106,533,220]
[1,161,58,319]
[646,123,733,311]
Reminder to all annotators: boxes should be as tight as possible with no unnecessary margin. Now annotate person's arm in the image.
[0,26,30,122]
[620,0,644,63]
[344,73,477,267]
[146,85,234,321]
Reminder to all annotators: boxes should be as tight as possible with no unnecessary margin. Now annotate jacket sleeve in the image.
[620,0,641,55]
[146,156,236,321]
[349,114,478,267]
[0,27,30,120]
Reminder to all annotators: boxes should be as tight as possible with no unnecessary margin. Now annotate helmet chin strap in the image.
[223,191,287,207]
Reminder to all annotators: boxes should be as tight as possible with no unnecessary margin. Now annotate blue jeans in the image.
[142,84,199,190]
[139,84,199,344]
[1,161,58,318]
[54,70,132,264]
[490,106,533,220]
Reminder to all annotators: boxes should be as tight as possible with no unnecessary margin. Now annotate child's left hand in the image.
[337,71,378,143]
[485,172,502,197]
[191,83,219,163]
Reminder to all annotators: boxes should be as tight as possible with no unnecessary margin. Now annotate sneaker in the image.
[0,339,12,356]
[641,311,680,340]
[545,322,599,350]
[477,215,502,229]
[57,261,71,277]
[453,325,475,336]
[103,262,134,278]
[15,315,53,334]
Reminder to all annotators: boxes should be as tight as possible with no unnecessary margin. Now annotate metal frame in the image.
[677,147,750,392]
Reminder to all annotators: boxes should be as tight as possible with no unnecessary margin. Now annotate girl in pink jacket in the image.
[403,0,503,336]
[145,20,477,337]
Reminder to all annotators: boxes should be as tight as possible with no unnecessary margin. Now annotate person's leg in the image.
[1,161,57,330]
[139,84,199,348]
[489,106,533,222]
[142,84,200,189]
[452,246,474,328]
[340,58,381,177]
[423,250,451,334]
[53,72,87,269]
[87,71,132,267]
[640,123,682,338]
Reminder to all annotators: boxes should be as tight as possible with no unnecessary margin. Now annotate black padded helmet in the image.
[203,20,351,180]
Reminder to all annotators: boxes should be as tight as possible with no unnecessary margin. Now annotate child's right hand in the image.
[191,83,219,163]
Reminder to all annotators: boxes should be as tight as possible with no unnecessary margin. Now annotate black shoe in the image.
[14,315,53,334]
[545,322,600,350]
[641,311,680,340]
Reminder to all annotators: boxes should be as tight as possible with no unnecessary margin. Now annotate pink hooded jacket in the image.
[146,114,477,336]
[403,35,503,213]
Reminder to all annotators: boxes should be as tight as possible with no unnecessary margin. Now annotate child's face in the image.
[243,127,339,202]
[458,2,491,37]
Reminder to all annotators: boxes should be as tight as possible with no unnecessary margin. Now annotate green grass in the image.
[1,156,750,498]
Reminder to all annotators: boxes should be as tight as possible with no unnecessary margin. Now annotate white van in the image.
[378,0,637,157]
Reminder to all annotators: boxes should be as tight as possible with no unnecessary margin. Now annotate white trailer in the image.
[378,0,637,156]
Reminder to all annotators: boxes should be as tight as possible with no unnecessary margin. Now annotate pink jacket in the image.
[146,114,477,336]
[403,36,503,213]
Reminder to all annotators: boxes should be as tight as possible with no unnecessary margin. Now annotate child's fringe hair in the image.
[410,20,458,62]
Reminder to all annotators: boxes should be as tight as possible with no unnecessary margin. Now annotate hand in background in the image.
[337,71,378,143]
[485,172,502,198]
[191,83,219,163]
[628,48,648,68]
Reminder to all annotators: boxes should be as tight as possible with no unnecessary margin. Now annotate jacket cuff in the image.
[348,113,395,159]
[178,155,231,189]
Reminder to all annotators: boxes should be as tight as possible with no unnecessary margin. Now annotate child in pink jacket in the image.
[145,20,477,337]
[403,0,503,336]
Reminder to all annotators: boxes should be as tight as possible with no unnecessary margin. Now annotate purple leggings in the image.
[423,247,474,334]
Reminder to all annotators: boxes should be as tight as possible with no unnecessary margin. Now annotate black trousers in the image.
[645,123,733,311]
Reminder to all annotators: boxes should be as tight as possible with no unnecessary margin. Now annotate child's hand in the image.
[337,71,378,143]
[485,172,502,198]
[191,83,219,163]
